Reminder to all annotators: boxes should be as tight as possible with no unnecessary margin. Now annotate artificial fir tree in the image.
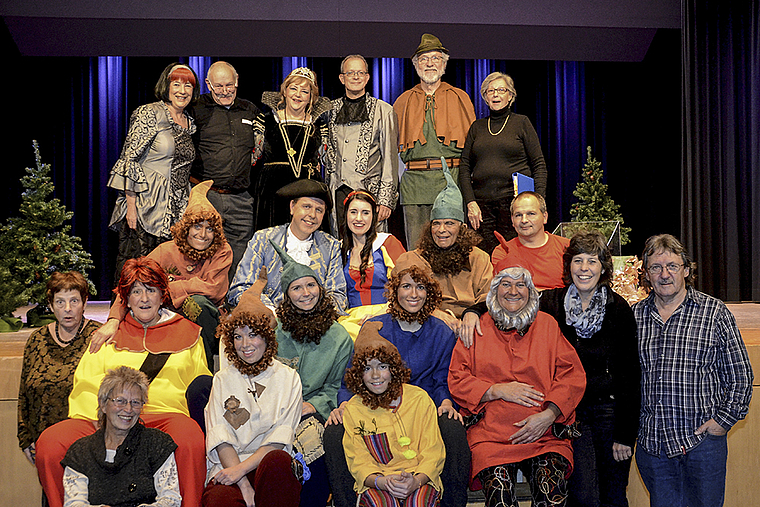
[0,141,95,329]
[570,146,631,245]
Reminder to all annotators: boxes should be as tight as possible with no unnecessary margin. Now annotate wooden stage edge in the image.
[1,302,759,507]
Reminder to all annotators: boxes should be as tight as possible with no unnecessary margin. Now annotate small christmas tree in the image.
[570,146,631,245]
[0,141,96,328]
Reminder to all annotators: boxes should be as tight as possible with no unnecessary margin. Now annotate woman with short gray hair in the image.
[458,72,547,253]
[62,366,181,507]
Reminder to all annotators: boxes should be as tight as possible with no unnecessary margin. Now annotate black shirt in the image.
[189,93,261,190]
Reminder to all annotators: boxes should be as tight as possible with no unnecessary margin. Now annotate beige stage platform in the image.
[1,302,759,507]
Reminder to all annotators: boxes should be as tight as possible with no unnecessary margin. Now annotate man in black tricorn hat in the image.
[228,179,348,311]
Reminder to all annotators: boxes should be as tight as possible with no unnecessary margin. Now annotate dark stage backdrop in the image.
[3,30,682,301]
[682,0,760,301]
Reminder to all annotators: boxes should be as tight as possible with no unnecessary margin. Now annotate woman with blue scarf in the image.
[539,231,641,507]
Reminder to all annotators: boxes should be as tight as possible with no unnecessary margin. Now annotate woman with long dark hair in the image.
[340,190,405,309]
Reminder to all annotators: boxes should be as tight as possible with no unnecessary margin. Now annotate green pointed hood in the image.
[430,157,464,222]
[269,240,321,293]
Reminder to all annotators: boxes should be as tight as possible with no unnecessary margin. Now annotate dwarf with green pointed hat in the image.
[341,320,445,507]
[268,239,345,347]
[205,266,305,507]
[269,242,354,507]
[90,179,233,371]
[392,158,492,321]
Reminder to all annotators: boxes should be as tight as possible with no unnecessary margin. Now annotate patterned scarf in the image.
[564,284,607,339]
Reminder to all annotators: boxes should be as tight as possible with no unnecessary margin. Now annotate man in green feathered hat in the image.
[393,33,476,250]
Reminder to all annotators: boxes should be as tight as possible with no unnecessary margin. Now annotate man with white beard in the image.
[393,34,475,249]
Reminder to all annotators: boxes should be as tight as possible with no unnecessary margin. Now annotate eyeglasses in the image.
[485,87,510,96]
[342,71,367,78]
[417,55,442,64]
[110,397,145,409]
[208,82,236,93]
[647,263,684,275]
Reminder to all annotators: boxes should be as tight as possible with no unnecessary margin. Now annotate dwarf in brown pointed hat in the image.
[172,179,227,261]
[344,321,410,410]
[340,320,445,507]
[90,180,232,371]
[217,267,279,377]
[204,266,305,507]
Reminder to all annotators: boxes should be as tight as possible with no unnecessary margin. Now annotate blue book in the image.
[512,173,534,196]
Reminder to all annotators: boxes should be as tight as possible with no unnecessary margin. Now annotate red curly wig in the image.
[115,257,171,307]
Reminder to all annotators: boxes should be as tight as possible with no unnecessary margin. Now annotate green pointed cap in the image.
[430,157,464,222]
[269,240,321,293]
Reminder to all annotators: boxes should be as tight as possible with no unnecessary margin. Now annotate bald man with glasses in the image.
[189,61,263,280]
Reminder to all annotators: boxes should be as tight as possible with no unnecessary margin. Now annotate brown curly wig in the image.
[344,347,411,410]
[417,225,481,276]
[171,209,226,262]
[385,265,442,324]
[217,313,278,377]
[276,285,339,345]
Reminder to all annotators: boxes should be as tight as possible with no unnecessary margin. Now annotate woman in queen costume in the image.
[252,67,333,230]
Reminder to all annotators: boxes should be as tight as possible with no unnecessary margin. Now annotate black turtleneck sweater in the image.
[458,106,547,203]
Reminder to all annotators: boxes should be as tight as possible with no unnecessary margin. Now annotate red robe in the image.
[448,311,585,487]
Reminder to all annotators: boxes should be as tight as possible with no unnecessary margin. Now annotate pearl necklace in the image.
[487,114,510,136]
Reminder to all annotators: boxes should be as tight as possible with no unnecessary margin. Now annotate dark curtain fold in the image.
[682,0,760,301]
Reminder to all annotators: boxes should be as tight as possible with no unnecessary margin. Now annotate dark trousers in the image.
[569,403,632,507]
[299,412,330,507]
[186,375,213,435]
[113,221,165,289]
[471,199,516,255]
[180,295,221,372]
[324,414,470,507]
[205,189,254,283]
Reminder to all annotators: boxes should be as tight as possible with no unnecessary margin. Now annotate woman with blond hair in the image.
[252,67,333,230]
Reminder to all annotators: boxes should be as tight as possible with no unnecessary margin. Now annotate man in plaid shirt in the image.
[633,234,753,507]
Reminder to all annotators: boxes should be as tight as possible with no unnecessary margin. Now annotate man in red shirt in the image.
[491,191,569,290]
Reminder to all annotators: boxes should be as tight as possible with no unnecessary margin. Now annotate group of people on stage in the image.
[16,32,754,507]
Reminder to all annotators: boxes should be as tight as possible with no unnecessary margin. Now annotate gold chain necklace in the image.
[279,110,313,178]
[487,114,510,136]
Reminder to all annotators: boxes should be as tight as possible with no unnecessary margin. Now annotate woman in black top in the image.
[458,72,547,253]
[540,231,640,507]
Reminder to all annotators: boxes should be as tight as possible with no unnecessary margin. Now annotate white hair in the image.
[486,266,540,334]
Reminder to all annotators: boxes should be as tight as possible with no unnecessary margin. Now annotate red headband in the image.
[343,190,376,207]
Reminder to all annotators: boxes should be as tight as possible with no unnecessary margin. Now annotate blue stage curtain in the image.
[3,50,684,300]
